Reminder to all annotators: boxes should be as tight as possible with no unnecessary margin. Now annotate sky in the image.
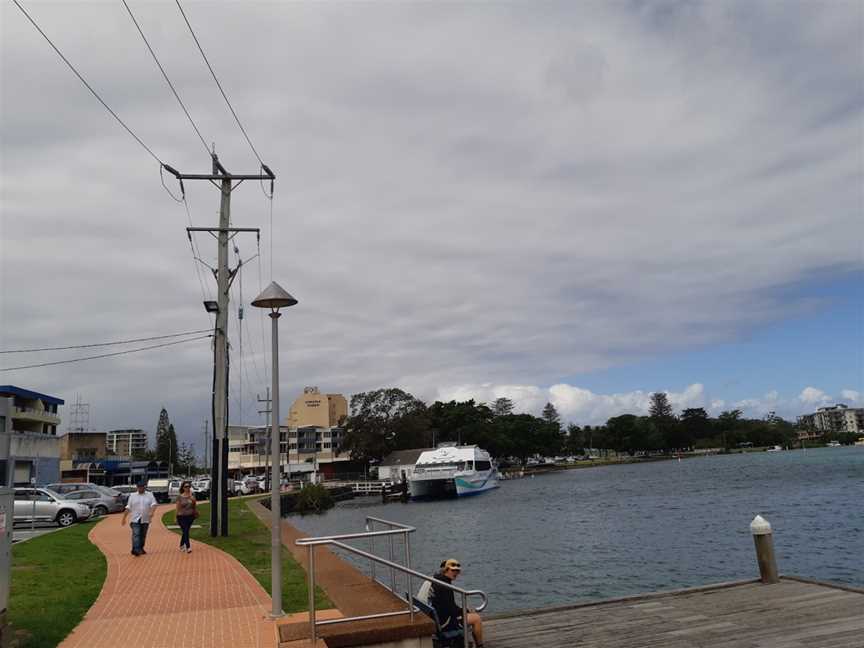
[1,1,862,452]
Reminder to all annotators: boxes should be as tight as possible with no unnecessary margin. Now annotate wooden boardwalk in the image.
[485,577,864,647]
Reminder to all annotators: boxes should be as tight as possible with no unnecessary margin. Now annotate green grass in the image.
[161,497,331,613]
[9,522,106,648]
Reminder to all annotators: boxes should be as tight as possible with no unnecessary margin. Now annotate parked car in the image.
[191,479,210,500]
[45,482,125,513]
[59,489,120,517]
[112,484,138,503]
[13,488,92,527]
[147,478,184,503]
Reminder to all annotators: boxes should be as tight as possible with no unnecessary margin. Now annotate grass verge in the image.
[161,497,331,613]
[9,522,106,648]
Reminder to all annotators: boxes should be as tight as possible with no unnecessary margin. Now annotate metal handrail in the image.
[296,517,487,648]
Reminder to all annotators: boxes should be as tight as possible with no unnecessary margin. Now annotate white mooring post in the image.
[750,515,779,584]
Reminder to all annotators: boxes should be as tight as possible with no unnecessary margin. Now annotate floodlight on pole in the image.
[251,280,297,618]
[203,300,219,313]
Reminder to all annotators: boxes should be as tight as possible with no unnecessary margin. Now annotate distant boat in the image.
[766,445,783,452]
[827,441,842,448]
[408,444,499,499]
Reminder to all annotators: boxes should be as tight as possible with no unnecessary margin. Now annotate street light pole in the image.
[252,281,298,619]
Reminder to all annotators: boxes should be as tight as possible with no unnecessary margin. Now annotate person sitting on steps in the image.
[428,558,485,647]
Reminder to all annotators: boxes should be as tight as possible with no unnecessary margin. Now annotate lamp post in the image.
[251,281,298,618]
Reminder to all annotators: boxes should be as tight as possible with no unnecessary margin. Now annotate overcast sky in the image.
[1,1,862,451]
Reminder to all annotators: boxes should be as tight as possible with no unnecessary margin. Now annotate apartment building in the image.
[797,404,864,435]
[0,385,64,486]
[106,429,148,457]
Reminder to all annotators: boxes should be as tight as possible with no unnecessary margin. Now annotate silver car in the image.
[13,488,92,527]
[45,482,125,513]
[59,489,119,517]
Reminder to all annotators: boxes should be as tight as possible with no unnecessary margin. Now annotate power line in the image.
[11,0,162,165]
[0,329,212,354]
[0,335,212,372]
[121,0,211,157]
[174,0,265,165]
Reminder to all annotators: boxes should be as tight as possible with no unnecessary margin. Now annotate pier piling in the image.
[750,514,779,584]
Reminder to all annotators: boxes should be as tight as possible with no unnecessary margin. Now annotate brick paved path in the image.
[60,504,277,648]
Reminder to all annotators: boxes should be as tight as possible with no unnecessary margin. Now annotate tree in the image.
[717,409,743,450]
[649,392,673,419]
[176,442,196,476]
[649,392,679,451]
[491,397,514,417]
[605,414,640,455]
[680,408,710,445]
[564,423,584,455]
[155,408,178,468]
[541,402,561,432]
[341,388,428,465]
[426,400,493,447]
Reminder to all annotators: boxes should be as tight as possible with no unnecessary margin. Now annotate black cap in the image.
[135,480,146,487]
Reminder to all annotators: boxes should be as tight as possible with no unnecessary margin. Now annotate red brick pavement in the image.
[59,504,278,648]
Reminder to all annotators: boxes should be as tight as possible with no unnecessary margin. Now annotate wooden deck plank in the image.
[484,578,864,648]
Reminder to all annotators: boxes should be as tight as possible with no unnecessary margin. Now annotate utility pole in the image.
[202,419,208,473]
[258,388,272,491]
[164,152,273,537]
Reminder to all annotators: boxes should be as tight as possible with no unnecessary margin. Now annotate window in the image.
[475,460,491,471]
[14,490,34,501]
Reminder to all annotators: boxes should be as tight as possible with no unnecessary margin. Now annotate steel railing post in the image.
[308,544,316,645]
[388,534,396,593]
[367,520,377,583]
[404,530,414,623]
[462,593,469,648]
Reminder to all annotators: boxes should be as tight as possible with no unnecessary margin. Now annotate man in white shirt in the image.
[121,481,159,556]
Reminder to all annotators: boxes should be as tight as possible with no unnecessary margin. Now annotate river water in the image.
[288,447,864,613]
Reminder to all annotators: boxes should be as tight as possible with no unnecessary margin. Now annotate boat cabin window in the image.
[475,460,491,471]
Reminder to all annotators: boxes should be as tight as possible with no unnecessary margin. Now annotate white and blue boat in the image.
[408,444,499,499]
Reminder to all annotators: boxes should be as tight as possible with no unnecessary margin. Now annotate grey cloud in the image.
[2,1,861,448]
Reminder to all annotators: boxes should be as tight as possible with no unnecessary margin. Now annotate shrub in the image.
[293,483,334,514]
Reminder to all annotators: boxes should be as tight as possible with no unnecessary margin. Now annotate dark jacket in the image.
[430,571,462,630]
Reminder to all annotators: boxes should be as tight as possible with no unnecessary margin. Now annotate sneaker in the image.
[140,550,147,555]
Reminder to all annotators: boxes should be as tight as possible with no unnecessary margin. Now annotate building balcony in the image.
[13,406,60,424]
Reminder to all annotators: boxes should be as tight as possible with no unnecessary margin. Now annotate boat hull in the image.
[409,471,499,499]
[454,472,499,497]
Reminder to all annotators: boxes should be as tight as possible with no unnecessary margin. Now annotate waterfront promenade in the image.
[59,505,278,648]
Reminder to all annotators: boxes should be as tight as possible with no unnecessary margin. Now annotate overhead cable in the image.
[0,335,212,372]
[0,329,212,354]
[11,0,163,165]
[121,0,211,157]
[174,0,265,165]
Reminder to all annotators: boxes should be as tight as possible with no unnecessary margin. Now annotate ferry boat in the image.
[408,444,499,499]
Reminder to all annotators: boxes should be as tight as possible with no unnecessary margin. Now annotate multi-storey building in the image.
[0,385,64,486]
[287,387,347,428]
[106,429,148,457]
[226,423,351,478]
[797,404,864,435]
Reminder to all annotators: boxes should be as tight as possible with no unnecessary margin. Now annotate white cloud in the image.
[840,389,860,403]
[436,382,711,424]
[799,387,833,406]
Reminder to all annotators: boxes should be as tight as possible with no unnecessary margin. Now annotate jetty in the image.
[485,577,864,648]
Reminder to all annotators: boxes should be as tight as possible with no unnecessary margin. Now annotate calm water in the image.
[289,447,864,613]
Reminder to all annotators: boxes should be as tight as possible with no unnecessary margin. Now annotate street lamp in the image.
[251,280,297,618]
